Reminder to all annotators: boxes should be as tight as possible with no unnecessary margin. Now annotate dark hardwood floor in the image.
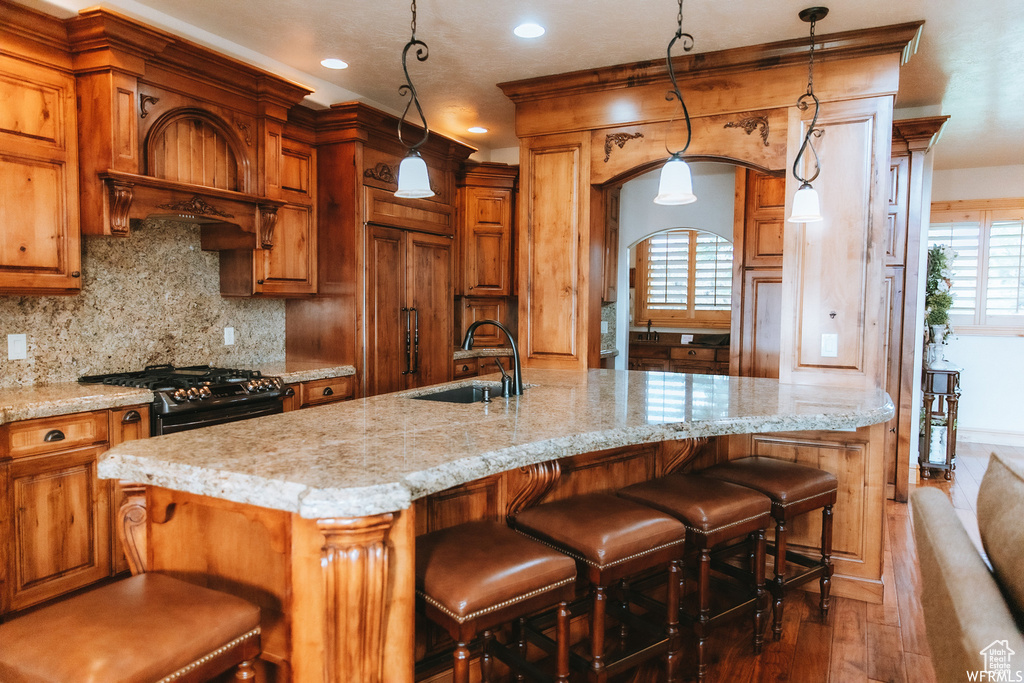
[620,441,1019,683]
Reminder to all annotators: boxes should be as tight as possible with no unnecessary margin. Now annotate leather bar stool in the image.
[618,473,772,682]
[416,520,577,683]
[511,492,687,683]
[700,456,838,639]
[0,573,261,682]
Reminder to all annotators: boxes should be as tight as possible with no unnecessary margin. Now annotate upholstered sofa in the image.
[912,453,1024,682]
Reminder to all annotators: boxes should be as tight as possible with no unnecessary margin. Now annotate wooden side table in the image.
[919,367,961,480]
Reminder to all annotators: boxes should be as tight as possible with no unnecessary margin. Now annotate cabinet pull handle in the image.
[401,308,412,375]
[688,349,696,356]
[121,410,141,424]
[411,308,420,375]
[283,386,296,397]
[44,429,65,442]
[323,387,334,396]
[462,364,469,372]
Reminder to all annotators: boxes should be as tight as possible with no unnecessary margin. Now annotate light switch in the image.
[821,333,838,358]
[8,334,27,360]
[224,327,235,345]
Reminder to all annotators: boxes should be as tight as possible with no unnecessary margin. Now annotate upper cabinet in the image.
[0,5,82,295]
[456,163,518,297]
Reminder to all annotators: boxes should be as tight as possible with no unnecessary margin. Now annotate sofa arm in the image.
[911,487,1024,682]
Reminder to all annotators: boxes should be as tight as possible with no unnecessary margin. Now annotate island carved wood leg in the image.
[116,482,148,574]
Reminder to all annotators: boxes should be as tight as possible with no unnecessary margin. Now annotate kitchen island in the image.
[98,369,893,682]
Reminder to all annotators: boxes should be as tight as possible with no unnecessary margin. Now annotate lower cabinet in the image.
[1,404,149,617]
[628,342,729,375]
[282,375,356,411]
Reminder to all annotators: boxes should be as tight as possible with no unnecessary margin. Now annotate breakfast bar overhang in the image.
[99,369,893,682]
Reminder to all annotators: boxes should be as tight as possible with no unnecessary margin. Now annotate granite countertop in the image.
[0,363,356,425]
[452,347,513,361]
[98,369,894,519]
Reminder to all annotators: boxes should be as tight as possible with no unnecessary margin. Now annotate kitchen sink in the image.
[410,383,504,404]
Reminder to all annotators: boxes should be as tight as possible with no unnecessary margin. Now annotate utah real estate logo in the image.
[970,640,1023,682]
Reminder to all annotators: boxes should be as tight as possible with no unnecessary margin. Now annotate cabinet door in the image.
[0,54,81,295]
[462,186,512,296]
[407,231,454,388]
[258,203,317,295]
[7,446,110,611]
[365,225,409,396]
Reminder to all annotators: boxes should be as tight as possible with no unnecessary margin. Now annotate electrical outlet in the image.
[821,333,838,358]
[601,321,609,334]
[8,334,27,360]
[224,327,235,345]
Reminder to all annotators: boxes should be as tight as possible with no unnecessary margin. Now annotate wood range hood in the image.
[65,7,312,251]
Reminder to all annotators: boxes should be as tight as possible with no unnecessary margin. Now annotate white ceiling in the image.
[20,0,1024,171]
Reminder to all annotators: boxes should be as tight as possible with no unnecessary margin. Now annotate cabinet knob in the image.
[257,279,264,285]
[121,410,142,424]
[322,387,334,396]
[44,429,65,442]
[71,271,81,278]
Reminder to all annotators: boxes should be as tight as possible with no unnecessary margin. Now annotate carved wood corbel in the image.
[108,179,134,236]
[506,460,562,522]
[116,482,148,575]
[660,437,709,475]
[257,204,278,248]
[317,513,396,683]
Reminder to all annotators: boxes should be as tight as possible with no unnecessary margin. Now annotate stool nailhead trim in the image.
[770,487,838,513]
[514,529,685,569]
[418,576,576,624]
[156,626,261,683]
[683,510,770,537]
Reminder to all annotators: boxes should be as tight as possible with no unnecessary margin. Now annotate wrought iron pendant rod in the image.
[792,7,828,186]
[397,0,430,153]
[664,0,694,158]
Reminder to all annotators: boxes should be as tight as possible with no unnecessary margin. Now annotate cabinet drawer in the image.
[6,411,108,458]
[670,346,718,362]
[300,376,355,407]
[477,357,509,377]
[453,358,478,379]
[629,344,671,360]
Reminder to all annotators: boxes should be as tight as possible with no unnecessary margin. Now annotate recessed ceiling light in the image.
[514,23,545,39]
[320,58,349,70]
[468,126,488,134]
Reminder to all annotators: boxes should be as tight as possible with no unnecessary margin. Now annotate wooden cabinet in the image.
[452,355,512,380]
[0,9,82,296]
[456,163,517,297]
[366,225,454,395]
[628,340,729,375]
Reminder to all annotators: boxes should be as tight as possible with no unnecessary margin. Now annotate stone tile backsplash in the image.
[0,219,285,388]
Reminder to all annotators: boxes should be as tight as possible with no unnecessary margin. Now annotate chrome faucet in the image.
[461,319,524,396]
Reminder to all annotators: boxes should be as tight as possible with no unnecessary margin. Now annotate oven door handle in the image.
[401,307,412,375]
[411,307,420,375]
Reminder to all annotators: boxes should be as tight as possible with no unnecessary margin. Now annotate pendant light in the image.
[788,7,828,223]
[395,0,433,199]
[654,0,696,206]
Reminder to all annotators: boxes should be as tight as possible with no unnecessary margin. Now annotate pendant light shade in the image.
[788,182,822,223]
[654,156,696,205]
[396,152,433,199]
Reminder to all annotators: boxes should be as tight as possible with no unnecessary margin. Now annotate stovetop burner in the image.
[80,364,269,391]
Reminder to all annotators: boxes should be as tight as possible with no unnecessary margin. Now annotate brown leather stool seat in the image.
[0,573,261,683]
[416,520,577,683]
[700,456,838,639]
[512,493,687,682]
[618,473,772,682]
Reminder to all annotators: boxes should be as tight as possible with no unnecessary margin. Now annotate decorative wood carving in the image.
[506,460,562,521]
[109,181,134,236]
[604,132,644,162]
[660,437,708,475]
[139,95,159,119]
[257,205,278,248]
[724,116,770,147]
[318,513,395,683]
[157,195,234,219]
[364,163,397,185]
[116,482,148,575]
[236,120,252,146]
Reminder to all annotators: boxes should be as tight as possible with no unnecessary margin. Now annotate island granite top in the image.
[98,369,894,519]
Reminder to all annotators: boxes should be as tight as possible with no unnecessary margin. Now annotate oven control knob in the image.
[187,387,200,400]
[172,389,188,402]
[246,380,258,392]
[198,386,212,399]
[259,378,272,389]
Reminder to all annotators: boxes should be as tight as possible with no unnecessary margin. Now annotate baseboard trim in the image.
[958,428,1024,447]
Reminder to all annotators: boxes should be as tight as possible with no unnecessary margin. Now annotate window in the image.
[929,200,1024,331]
[634,229,732,328]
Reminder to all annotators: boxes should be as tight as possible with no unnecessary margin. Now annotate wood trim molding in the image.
[116,482,148,575]
[506,461,561,521]
[892,116,950,154]
[318,513,396,683]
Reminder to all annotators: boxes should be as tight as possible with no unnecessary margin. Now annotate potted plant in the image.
[924,245,956,366]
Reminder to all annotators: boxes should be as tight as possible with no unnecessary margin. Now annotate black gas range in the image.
[79,364,288,435]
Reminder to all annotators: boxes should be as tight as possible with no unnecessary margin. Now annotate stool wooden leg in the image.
[514,617,527,683]
[591,585,608,682]
[234,659,257,680]
[481,629,494,682]
[696,546,711,683]
[453,641,471,683]
[666,559,682,683]
[820,504,834,617]
[557,600,571,683]
[772,518,787,641]
[618,578,630,642]
[752,529,767,653]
